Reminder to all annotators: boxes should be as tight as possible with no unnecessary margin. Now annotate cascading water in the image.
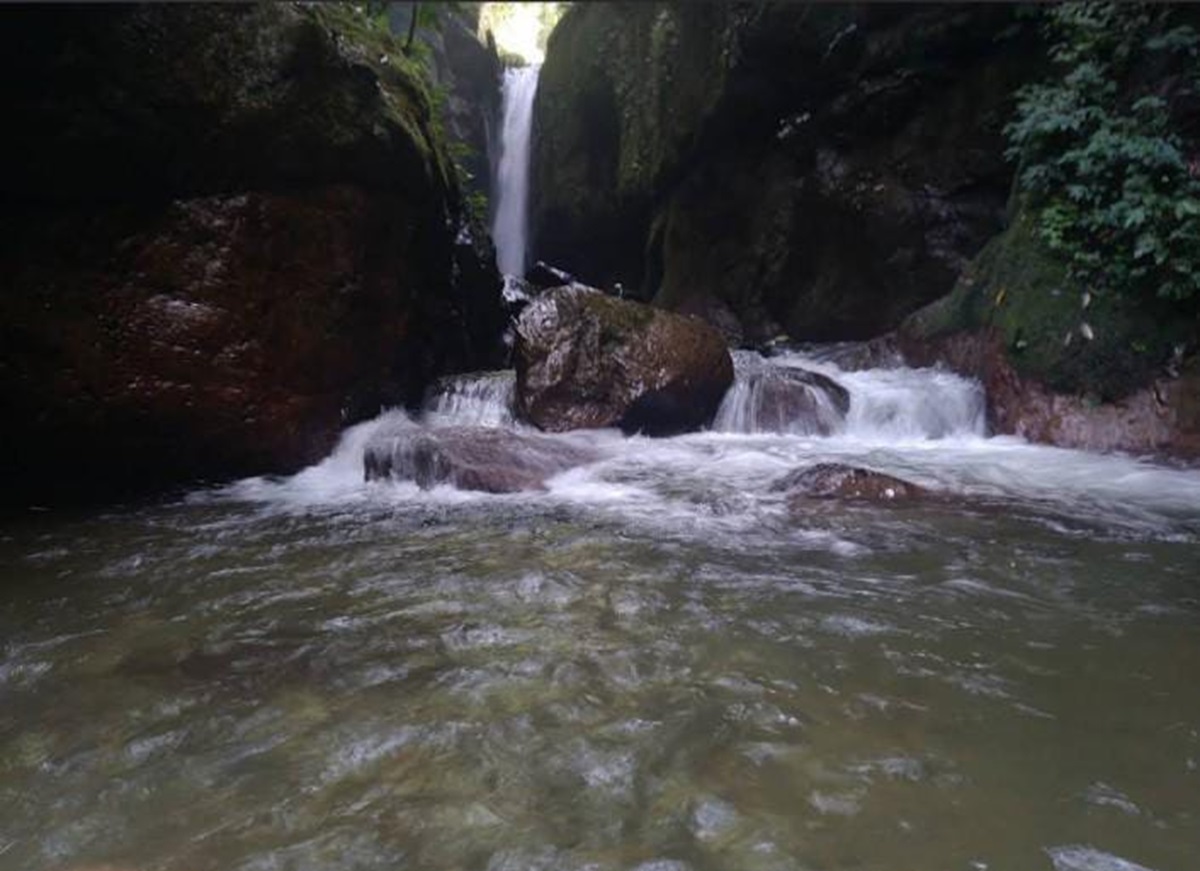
[491,65,540,278]
[422,371,517,428]
[713,350,986,440]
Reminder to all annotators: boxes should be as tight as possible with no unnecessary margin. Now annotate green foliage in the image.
[466,190,489,225]
[1005,3,1200,303]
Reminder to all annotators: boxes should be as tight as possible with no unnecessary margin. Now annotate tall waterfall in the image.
[492,65,540,278]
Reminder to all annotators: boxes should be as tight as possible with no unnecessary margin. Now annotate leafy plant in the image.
[1005,2,1200,303]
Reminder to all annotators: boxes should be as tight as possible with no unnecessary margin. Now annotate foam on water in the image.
[1047,846,1157,871]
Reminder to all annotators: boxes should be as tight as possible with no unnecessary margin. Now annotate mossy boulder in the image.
[900,204,1200,456]
[904,206,1195,402]
[0,4,505,508]
[514,286,734,435]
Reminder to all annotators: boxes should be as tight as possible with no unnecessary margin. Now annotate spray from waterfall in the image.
[492,65,540,278]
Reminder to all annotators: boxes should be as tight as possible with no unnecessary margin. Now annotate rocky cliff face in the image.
[0,4,505,507]
[531,2,732,294]
[531,3,1040,345]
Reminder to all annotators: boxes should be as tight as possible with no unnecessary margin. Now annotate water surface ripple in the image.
[2,354,1198,871]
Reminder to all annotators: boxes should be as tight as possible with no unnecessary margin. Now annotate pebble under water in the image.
[2,351,1199,871]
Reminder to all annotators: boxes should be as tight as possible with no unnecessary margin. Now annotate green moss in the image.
[911,204,1193,400]
[301,3,460,204]
[583,292,657,332]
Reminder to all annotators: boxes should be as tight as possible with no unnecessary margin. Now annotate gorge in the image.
[1,4,1199,871]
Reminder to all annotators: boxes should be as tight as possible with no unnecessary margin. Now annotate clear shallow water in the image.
[2,355,1199,871]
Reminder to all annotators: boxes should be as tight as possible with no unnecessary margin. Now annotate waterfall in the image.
[492,65,541,278]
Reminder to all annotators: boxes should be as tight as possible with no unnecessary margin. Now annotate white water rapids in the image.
[491,65,540,278]
[223,350,1200,541]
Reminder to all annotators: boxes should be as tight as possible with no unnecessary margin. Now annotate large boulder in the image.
[514,286,734,435]
[363,422,598,493]
[531,3,1042,343]
[0,5,505,508]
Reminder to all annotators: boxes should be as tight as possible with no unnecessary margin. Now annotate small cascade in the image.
[492,65,540,278]
[422,370,516,428]
[714,350,986,441]
[713,351,849,436]
[837,365,987,440]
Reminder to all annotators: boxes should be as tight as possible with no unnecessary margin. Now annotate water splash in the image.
[715,350,985,440]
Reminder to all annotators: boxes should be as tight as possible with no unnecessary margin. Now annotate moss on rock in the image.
[907,204,1195,401]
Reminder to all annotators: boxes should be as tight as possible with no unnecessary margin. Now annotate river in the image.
[2,349,1198,871]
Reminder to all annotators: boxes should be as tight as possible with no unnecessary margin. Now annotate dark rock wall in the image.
[530,2,732,294]
[531,3,1041,345]
[893,8,1200,459]
[0,4,505,507]
[408,2,503,205]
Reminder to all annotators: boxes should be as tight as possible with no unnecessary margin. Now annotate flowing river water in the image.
[2,349,1199,871]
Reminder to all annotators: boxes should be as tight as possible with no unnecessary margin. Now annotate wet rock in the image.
[363,423,598,493]
[526,260,577,290]
[513,286,734,435]
[899,205,1200,458]
[776,463,926,505]
[765,337,904,372]
[415,3,503,204]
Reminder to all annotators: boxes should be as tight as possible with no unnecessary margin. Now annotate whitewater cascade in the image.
[491,65,540,278]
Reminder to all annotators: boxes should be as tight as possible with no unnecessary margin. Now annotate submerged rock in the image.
[776,463,926,505]
[513,286,734,435]
[363,423,598,493]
